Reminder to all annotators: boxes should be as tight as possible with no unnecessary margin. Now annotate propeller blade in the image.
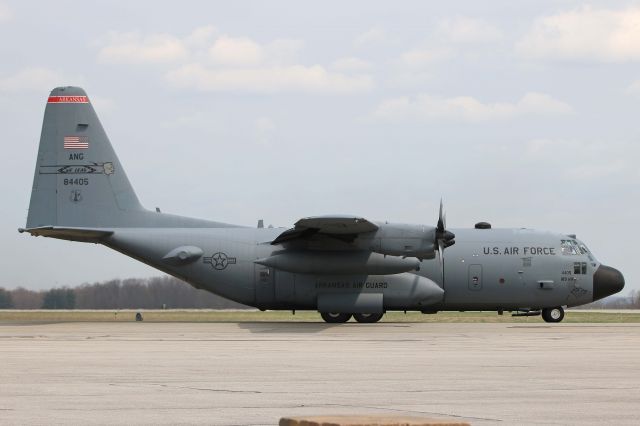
[438,239,445,283]
[435,198,454,284]
[437,199,444,232]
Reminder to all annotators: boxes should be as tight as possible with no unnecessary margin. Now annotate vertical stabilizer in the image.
[26,87,144,228]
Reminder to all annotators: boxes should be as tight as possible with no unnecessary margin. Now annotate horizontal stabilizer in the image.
[18,226,113,242]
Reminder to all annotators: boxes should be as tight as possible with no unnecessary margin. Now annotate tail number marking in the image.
[63,178,89,186]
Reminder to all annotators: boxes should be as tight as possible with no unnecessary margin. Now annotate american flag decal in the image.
[63,136,89,149]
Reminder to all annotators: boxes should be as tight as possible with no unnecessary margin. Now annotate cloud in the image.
[208,36,303,67]
[264,39,304,64]
[354,27,388,47]
[0,2,11,21]
[97,31,189,64]
[96,28,372,94]
[394,17,501,72]
[400,48,454,68]
[628,79,640,94]
[98,26,373,94]
[517,6,640,62]
[373,92,573,122]
[165,63,373,94]
[331,57,372,72]
[437,17,502,43]
[165,31,369,94]
[184,25,217,47]
[209,36,264,66]
[385,71,432,90]
[0,67,64,92]
[388,48,448,88]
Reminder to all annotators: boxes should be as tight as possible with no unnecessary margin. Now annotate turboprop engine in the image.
[363,223,439,259]
[356,200,456,262]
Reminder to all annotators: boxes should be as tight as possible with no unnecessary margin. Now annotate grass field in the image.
[0,309,639,323]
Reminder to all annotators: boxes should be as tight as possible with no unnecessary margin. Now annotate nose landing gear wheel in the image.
[353,313,384,323]
[320,312,352,323]
[542,307,565,323]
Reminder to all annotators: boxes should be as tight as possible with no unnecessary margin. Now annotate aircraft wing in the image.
[271,215,378,246]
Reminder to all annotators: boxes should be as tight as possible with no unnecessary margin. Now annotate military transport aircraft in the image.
[19,87,625,323]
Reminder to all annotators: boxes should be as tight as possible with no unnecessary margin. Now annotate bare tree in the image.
[631,290,640,308]
[41,288,75,309]
[10,287,43,309]
[0,288,14,308]
[72,276,249,309]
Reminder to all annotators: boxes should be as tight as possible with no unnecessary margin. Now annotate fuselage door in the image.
[255,264,275,307]
[275,270,296,304]
[468,264,483,291]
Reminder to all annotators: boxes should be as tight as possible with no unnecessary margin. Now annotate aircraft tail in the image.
[26,86,145,229]
[23,86,229,236]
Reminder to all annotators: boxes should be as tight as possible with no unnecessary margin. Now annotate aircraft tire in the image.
[353,313,384,323]
[542,307,564,323]
[320,312,352,323]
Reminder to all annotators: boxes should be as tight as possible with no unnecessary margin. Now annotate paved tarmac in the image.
[1,322,639,425]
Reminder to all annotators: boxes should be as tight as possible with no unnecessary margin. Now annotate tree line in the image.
[0,276,250,309]
[0,276,638,310]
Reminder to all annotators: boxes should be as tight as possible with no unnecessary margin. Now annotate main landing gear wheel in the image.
[542,307,565,323]
[320,312,352,323]
[353,313,384,323]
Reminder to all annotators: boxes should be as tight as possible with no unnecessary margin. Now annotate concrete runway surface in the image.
[1,322,639,425]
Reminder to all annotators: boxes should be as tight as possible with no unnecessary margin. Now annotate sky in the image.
[0,0,638,294]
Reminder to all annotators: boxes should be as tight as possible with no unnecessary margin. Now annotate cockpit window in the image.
[560,240,579,255]
[570,240,581,253]
[560,240,573,255]
[561,240,589,256]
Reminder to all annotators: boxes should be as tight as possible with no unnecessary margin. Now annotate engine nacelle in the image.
[359,223,437,259]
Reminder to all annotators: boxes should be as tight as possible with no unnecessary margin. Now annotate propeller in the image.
[435,199,455,284]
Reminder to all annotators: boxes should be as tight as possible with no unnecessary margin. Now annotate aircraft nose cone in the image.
[593,264,625,301]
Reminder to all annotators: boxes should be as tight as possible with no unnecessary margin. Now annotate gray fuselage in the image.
[105,225,602,312]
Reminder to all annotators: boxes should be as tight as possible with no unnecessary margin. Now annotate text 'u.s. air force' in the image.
[483,246,556,256]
